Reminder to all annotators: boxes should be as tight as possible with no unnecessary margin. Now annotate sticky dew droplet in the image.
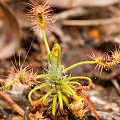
[51,19,56,23]
[38,9,42,14]
[31,16,34,18]
[44,16,47,19]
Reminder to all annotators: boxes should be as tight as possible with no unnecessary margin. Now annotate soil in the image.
[0,0,120,120]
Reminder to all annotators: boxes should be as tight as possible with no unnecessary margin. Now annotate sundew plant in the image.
[1,1,120,120]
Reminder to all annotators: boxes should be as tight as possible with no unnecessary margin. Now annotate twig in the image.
[47,0,120,8]
[0,106,11,120]
[111,79,120,93]
[23,106,30,120]
[0,91,25,116]
[53,22,72,43]
[96,69,120,81]
[62,17,120,26]
[91,111,120,120]
[54,7,89,20]
[108,6,120,16]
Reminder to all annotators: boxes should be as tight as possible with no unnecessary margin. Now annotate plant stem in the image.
[40,88,53,103]
[0,91,25,116]
[64,76,92,87]
[57,90,63,110]
[67,81,82,87]
[0,81,17,91]
[42,30,50,54]
[58,80,78,102]
[28,83,51,102]
[54,44,61,68]
[52,96,57,120]
[63,61,97,73]
[62,95,69,106]
[80,93,100,120]
[62,88,73,96]
[35,74,54,79]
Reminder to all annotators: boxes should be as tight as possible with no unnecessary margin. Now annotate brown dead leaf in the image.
[12,115,22,120]
[46,0,120,8]
[0,1,21,59]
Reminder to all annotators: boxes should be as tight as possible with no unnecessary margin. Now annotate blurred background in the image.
[0,0,120,119]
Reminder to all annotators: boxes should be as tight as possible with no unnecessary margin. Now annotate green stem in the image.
[61,86,73,96]
[62,95,69,106]
[35,74,54,79]
[58,80,78,102]
[57,90,63,110]
[67,81,82,87]
[55,44,61,68]
[62,89,73,96]
[64,76,92,87]
[40,88,53,103]
[48,52,52,64]
[28,83,51,102]
[52,96,57,120]
[63,61,97,73]
[0,80,17,91]
[10,80,17,86]
[42,30,50,54]
[76,95,84,100]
